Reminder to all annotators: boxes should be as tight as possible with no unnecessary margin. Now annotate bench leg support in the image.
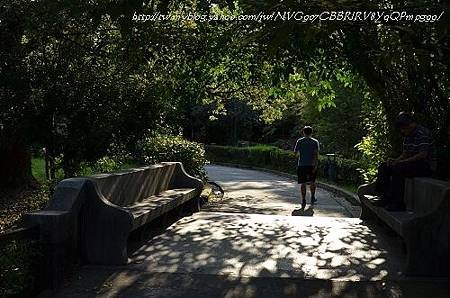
[359,201,375,220]
[403,215,450,277]
[189,197,201,213]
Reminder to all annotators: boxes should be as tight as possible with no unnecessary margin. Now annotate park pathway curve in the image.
[204,164,355,218]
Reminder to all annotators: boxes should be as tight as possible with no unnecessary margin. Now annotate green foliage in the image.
[1,0,217,178]
[137,135,208,180]
[206,145,362,186]
[2,0,449,185]
[77,144,135,176]
[355,94,393,182]
[77,156,124,177]
[0,240,40,297]
[294,78,366,158]
[237,0,450,178]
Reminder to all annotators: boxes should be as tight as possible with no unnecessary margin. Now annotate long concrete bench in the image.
[358,177,450,276]
[27,162,203,268]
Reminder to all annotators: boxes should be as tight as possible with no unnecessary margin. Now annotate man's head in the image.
[396,112,417,136]
[303,126,313,137]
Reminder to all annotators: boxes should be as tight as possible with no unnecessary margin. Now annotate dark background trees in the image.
[238,0,450,176]
[1,0,449,191]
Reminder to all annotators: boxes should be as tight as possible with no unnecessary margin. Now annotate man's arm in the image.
[312,140,319,172]
[391,133,431,165]
[397,151,427,163]
[312,149,319,172]
[388,152,406,165]
[294,140,299,158]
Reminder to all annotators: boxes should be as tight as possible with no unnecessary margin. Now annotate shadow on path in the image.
[50,213,450,298]
[128,212,404,281]
[292,206,315,217]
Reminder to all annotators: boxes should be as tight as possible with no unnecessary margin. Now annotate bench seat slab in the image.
[125,188,199,229]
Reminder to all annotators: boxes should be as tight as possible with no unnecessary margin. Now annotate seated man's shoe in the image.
[369,195,388,207]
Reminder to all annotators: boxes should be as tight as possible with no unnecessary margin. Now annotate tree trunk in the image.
[0,139,33,189]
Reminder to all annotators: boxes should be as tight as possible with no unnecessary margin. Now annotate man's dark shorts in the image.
[297,166,317,184]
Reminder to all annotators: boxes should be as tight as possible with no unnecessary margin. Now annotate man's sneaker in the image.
[301,199,306,209]
[311,196,317,204]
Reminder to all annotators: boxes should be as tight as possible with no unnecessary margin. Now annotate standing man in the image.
[374,112,436,211]
[294,126,320,209]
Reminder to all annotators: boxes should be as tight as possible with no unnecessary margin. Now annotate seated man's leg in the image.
[389,168,407,210]
[375,162,392,197]
[389,161,431,210]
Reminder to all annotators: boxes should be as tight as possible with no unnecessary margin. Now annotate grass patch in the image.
[31,158,65,183]
[319,178,358,194]
[31,158,46,184]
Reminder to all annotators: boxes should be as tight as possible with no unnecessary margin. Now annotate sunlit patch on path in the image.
[204,164,358,217]
[130,212,404,281]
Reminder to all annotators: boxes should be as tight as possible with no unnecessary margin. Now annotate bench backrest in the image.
[405,178,450,215]
[89,163,179,207]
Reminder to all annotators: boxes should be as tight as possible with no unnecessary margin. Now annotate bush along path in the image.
[205,144,363,188]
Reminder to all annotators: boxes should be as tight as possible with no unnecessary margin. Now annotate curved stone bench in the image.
[27,162,203,268]
[358,177,450,276]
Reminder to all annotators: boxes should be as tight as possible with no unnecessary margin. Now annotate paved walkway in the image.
[204,165,356,218]
[49,165,450,297]
[128,212,403,281]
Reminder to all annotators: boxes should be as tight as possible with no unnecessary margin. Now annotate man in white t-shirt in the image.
[294,126,320,209]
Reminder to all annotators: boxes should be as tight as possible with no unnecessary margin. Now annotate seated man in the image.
[374,112,436,211]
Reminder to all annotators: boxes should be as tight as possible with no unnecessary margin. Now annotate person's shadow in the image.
[291,205,314,217]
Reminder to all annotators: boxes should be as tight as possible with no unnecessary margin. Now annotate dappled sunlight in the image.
[222,181,295,192]
[129,212,404,281]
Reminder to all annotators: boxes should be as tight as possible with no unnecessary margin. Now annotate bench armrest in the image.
[357,182,376,199]
[166,162,204,190]
[79,180,133,264]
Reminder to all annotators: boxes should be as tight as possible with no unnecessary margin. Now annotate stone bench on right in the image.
[358,177,450,277]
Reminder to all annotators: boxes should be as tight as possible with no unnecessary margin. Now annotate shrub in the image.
[136,134,208,180]
[206,145,363,186]
[77,142,135,177]
[0,239,40,297]
[78,156,124,177]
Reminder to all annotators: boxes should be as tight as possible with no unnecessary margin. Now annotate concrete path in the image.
[204,165,355,218]
[53,212,450,298]
[49,165,450,297]
[128,212,404,281]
